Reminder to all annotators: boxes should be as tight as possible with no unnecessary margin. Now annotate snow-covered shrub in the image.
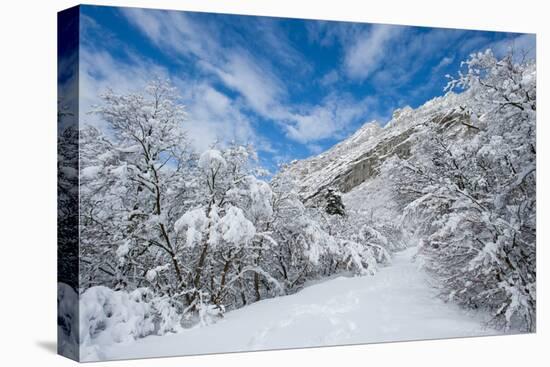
[79,286,183,360]
[150,295,185,335]
[358,224,393,263]
[388,50,536,331]
[268,172,393,286]
[79,287,155,346]
[371,221,407,252]
[338,240,378,276]
[194,290,225,326]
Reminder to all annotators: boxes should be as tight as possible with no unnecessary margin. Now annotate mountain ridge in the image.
[281,91,471,205]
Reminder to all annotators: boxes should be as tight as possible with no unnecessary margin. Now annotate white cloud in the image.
[342,27,469,94]
[284,94,373,143]
[319,70,339,86]
[253,18,312,73]
[344,25,403,80]
[306,144,324,154]
[202,52,286,119]
[114,9,406,146]
[121,8,288,122]
[79,48,169,131]
[79,44,263,153]
[121,8,217,61]
[121,9,371,145]
[433,56,454,72]
[306,21,362,48]
[178,81,259,152]
[80,9,292,153]
[486,34,536,61]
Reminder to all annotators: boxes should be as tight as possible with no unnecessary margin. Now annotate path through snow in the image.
[95,247,501,361]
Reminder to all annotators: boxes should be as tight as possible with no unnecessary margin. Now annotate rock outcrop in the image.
[281,92,472,206]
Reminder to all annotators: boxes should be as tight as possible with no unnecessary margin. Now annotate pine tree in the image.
[325,187,346,216]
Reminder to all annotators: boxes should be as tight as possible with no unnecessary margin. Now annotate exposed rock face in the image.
[339,126,414,193]
[281,92,471,206]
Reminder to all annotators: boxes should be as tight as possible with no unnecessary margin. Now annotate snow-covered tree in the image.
[174,145,282,310]
[80,79,195,299]
[270,171,391,286]
[385,50,536,331]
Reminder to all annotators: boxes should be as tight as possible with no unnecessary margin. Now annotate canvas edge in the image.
[57,4,81,362]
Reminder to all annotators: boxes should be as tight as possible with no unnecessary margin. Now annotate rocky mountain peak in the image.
[280,91,470,205]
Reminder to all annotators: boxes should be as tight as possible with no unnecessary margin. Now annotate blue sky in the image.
[77,5,535,173]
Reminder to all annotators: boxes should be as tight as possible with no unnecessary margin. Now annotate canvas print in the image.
[57,5,536,362]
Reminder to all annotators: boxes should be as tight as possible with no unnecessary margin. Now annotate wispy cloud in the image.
[251,17,313,74]
[121,9,285,119]
[485,33,536,61]
[433,56,454,73]
[306,20,362,48]
[319,70,340,86]
[120,8,372,145]
[79,48,169,131]
[202,51,287,119]
[177,80,260,152]
[121,8,218,61]
[285,94,375,143]
[79,39,261,153]
[369,29,465,89]
[344,24,404,80]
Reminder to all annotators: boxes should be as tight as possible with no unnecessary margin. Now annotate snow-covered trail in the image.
[99,247,500,361]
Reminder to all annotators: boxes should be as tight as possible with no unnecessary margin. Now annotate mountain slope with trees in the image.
[288,49,536,331]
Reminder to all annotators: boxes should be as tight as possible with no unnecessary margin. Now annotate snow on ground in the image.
[92,247,503,361]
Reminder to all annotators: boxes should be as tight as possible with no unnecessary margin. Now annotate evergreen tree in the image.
[325,187,346,216]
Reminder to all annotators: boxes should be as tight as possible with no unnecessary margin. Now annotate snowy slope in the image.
[283,92,469,203]
[92,247,502,361]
